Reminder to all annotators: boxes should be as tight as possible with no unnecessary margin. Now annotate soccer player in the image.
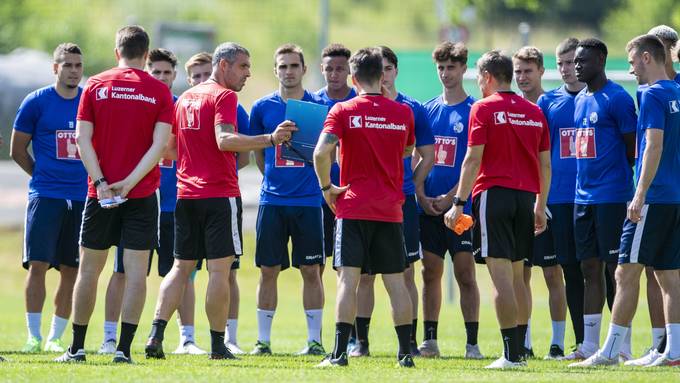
[535,38,587,357]
[444,50,551,369]
[10,43,85,353]
[314,43,356,269]
[145,42,292,360]
[416,41,483,359]
[513,46,567,358]
[566,38,637,361]
[314,46,416,368]
[184,51,249,354]
[350,45,435,357]
[96,48,207,355]
[55,25,174,364]
[570,34,680,368]
[249,44,325,356]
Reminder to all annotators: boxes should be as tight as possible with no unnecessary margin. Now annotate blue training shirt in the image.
[249,90,322,207]
[573,80,637,204]
[396,92,435,196]
[422,95,474,214]
[314,87,357,186]
[636,80,680,203]
[13,85,87,201]
[537,85,580,204]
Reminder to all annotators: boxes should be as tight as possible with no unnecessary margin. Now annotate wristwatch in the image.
[320,184,332,192]
[452,196,467,206]
[93,177,107,188]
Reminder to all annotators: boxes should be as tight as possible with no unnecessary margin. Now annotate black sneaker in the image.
[210,346,238,360]
[54,348,86,363]
[315,352,349,367]
[544,344,565,360]
[409,341,421,357]
[112,351,133,364]
[397,354,416,368]
[0,356,6,362]
[145,337,165,359]
[523,347,535,359]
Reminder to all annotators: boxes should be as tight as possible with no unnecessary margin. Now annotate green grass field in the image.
[0,228,677,382]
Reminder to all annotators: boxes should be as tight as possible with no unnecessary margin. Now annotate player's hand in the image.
[271,120,298,145]
[323,184,350,214]
[108,178,134,199]
[96,182,115,207]
[443,205,463,231]
[433,194,453,214]
[534,206,547,236]
[627,193,645,223]
[417,193,440,216]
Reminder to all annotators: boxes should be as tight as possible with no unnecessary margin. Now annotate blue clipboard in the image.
[282,99,329,163]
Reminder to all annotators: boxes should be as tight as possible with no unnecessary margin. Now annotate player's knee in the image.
[300,265,321,283]
[27,261,49,276]
[456,271,477,290]
[260,266,280,283]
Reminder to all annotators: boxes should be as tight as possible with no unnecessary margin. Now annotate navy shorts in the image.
[619,204,680,270]
[403,194,422,264]
[548,203,578,265]
[333,218,406,275]
[322,202,336,258]
[255,204,324,270]
[419,213,473,259]
[23,196,83,269]
[528,207,559,268]
[472,187,535,264]
[574,203,626,263]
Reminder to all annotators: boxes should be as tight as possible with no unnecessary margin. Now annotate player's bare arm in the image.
[623,131,637,166]
[313,132,348,213]
[109,121,171,198]
[236,151,250,169]
[162,132,177,161]
[254,149,265,174]
[534,150,552,235]
[76,120,112,201]
[403,143,415,159]
[412,144,438,215]
[628,129,663,222]
[10,130,35,176]
[444,144,484,230]
[215,120,296,152]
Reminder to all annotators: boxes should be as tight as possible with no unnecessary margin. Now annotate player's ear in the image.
[53,62,59,76]
[114,48,121,61]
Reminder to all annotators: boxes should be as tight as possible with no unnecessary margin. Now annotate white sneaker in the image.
[98,339,117,354]
[173,341,207,355]
[417,339,440,358]
[562,346,594,361]
[568,351,618,367]
[465,343,484,359]
[619,351,633,363]
[625,349,661,366]
[226,342,245,355]
[484,356,526,369]
[645,353,680,367]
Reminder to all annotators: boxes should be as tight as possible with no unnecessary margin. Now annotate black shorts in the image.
[619,204,680,270]
[403,194,422,264]
[527,207,559,268]
[333,218,406,275]
[322,202,336,258]
[174,197,243,261]
[472,187,535,264]
[419,213,473,259]
[548,203,577,265]
[574,203,626,263]
[80,194,159,251]
[114,211,172,276]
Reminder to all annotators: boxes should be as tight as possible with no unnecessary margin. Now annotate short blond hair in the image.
[513,46,544,69]
[184,52,212,75]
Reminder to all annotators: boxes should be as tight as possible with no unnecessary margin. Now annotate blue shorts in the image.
[255,204,324,270]
[419,213,473,259]
[403,194,422,264]
[619,204,680,270]
[548,203,578,265]
[574,203,626,263]
[322,202,336,258]
[23,196,83,269]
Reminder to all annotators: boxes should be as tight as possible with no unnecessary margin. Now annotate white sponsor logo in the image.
[453,121,464,133]
[589,112,598,124]
[494,111,506,124]
[670,100,680,114]
[96,87,108,100]
[350,115,362,128]
[305,254,323,260]
[112,86,135,92]
[111,91,157,104]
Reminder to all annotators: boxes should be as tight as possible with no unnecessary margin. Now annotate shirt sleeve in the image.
[214,91,238,127]
[236,104,250,135]
[412,102,434,146]
[76,81,95,123]
[638,89,666,131]
[612,91,638,134]
[248,101,264,136]
[322,103,345,139]
[172,99,181,136]
[13,92,39,135]
[538,113,551,152]
[467,102,488,146]
[156,86,175,125]
[406,107,416,147]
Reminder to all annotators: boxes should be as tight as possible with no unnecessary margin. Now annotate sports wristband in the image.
[269,134,276,147]
[452,196,467,206]
[320,184,332,192]
[94,177,107,188]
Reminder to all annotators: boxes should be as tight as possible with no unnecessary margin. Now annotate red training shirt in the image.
[174,80,240,199]
[77,67,174,199]
[323,95,415,222]
[468,91,550,198]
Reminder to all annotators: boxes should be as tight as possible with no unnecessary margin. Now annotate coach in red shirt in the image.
[313,47,416,368]
[444,50,551,369]
[143,42,295,361]
[57,26,174,364]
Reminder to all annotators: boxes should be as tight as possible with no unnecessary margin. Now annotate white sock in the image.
[550,320,566,349]
[666,323,680,359]
[46,315,68,341]
[257,309,275,343]
[652,327,665,350]
[621,323,632,356]
[180,325,195,345]
[305,309,323,343]
[103,321,118,342]
[26,312,42,340]
[582,314,602,353]
[600,323,628,359]
[226,319,238,344]
[524,319,532,349]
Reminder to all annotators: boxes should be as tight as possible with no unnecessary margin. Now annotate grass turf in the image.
[0,228,676,382]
